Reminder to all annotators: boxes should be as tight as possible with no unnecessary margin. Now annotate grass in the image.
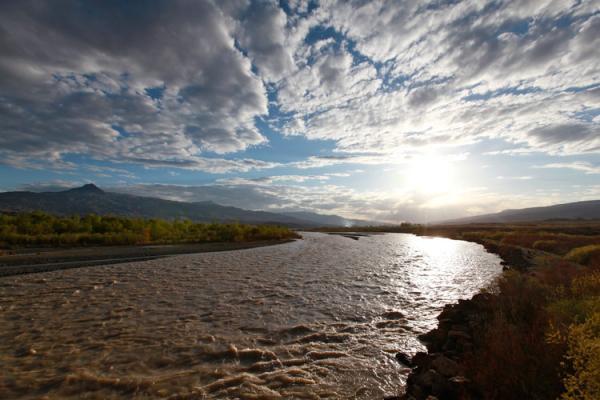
[0,211,300,248]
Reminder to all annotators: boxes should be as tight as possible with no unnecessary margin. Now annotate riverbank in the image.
[397,224,600,399]
[0,240,295,277]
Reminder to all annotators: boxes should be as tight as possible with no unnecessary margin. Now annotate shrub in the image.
[534,239,559,252]
[465,272,566,399]
[562,312,600,400]
[0,212,299,248]
[565,245,600,268]
[501,233,600,256]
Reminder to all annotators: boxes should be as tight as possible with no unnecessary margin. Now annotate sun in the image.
[405,155,454,194]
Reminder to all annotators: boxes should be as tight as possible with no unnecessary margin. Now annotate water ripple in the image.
[0,232,502,399]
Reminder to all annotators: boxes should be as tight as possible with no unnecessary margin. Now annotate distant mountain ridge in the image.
[0,184,369,227]
[440,200,600,224]
[280,211,375,227]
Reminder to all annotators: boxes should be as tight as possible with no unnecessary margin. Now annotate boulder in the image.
[411,352,430,369]
[431,355,460,377]
[395,352,413,367]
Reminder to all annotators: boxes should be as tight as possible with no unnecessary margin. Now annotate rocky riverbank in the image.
[397,293,495,399]
[398,241,535,399]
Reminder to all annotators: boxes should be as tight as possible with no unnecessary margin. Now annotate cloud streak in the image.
[535,162,600,175]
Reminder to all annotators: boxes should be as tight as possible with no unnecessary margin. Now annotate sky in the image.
[0,0,599,223]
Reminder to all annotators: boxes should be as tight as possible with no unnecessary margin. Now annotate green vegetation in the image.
[0,211,299,248]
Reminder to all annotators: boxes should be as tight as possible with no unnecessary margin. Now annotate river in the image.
[0,232,502,399]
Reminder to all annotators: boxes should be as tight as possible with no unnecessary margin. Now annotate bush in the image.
[501,233,599,256]
[534,239,559,252]
[562,312,600,400]
[465,272,566,399]
[0,212,300,248]
[464,269,600,399]
[565,245,600,269]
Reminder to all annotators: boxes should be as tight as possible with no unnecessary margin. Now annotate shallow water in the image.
[0,232,502,399]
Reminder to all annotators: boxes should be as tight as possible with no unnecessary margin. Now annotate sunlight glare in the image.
[405,155,455,193]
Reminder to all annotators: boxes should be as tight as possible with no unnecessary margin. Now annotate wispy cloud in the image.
[496,176,534,180]
[534,161,600,175]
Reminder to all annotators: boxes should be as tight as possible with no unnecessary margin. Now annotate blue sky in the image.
[0,0,599,222]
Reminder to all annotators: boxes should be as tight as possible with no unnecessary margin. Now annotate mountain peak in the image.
[65,183,104,194]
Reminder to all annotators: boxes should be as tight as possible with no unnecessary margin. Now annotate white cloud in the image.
[237,1,295,82]
[535,161,600,174]
[496,175,534,180]
[268,0,600,158]
[0,1,268,169]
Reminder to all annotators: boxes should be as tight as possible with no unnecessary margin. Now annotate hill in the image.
[280,211,377,227]
[441,200,600,224]
[0,184,361,227]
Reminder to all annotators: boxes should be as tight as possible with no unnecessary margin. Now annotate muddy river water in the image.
[0,232,502,399]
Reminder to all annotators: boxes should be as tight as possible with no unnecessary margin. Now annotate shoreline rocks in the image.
[399,293,495,399]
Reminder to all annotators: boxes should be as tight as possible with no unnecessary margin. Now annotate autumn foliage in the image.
[0,211,299,248]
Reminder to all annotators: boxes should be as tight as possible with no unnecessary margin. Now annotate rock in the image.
[14,346,36,357]
[448,376,471,398]
[382,310,406,319]
[449,323,469,332]
[411,352,430,369]
[402,291,497,400]
[418,329,446,352]
[447,330,470,340]
[417,369,445,390]
[395,352,413,367]
[431,355,460,377]
[449,375,470,384]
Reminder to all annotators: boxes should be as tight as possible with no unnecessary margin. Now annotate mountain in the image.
[280,211,379,227]
[440,200,600,224]
[0,184,364,227]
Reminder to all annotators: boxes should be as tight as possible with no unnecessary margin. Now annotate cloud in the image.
[528,123,598,151]
[0,0,598,180]
[237,1,295,81]
[111,180,597,224]
[496,176,534,180]
[535,161,600,175]
[269,0,600,156]
[216,174,331,185]
[16,180,89,192]
[0,0,268,169]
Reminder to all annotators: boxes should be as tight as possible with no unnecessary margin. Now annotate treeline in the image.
[0,212,299,248]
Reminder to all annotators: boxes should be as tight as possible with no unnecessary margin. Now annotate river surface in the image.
[0,232,502,399]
